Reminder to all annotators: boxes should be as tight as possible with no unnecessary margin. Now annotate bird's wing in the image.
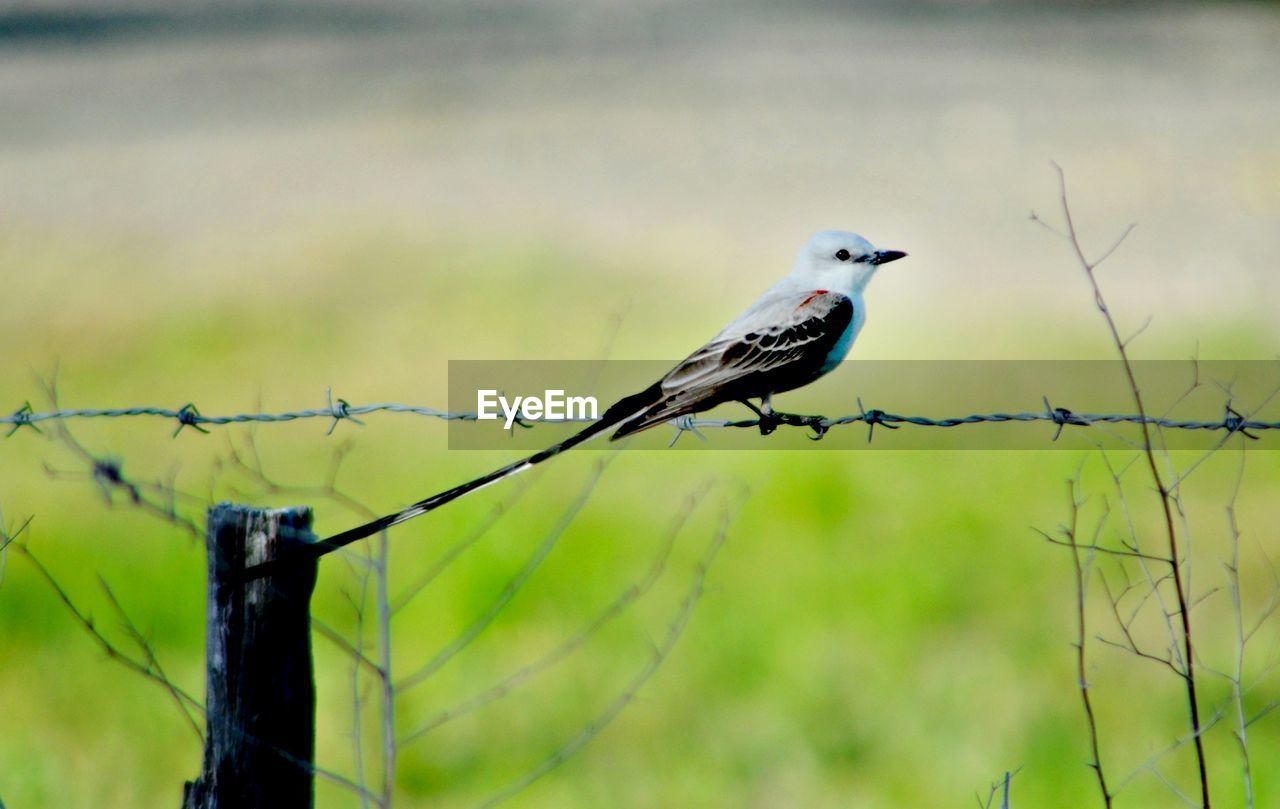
[611,291,854,437]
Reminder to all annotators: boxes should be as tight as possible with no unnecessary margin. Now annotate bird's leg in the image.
[739,398,780,436]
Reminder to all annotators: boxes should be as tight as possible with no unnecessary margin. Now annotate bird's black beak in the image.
[870,249,907,266]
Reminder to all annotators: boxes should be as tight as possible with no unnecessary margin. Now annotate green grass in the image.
[2,231,1279,809]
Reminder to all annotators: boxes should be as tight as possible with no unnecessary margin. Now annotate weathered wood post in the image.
[182,504,318,809]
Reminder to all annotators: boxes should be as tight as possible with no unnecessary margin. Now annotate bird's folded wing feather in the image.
[612,291,854,436]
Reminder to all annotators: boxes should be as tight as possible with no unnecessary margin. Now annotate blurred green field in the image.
[3,2,1280,808]
[3,233,1280,808]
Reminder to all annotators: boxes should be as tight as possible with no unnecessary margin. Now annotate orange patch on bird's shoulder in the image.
[796,290,829,309]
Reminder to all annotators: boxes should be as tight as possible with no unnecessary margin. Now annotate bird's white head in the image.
[791,230,907,296]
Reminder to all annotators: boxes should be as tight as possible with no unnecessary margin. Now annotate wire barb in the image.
[1221,403,1259,441]
[172,403,210,437]
[857,397,899,444]
[1044,395,1087,441]
[325,388,365,436]
[4,401,39,437]
[668,415,708,447]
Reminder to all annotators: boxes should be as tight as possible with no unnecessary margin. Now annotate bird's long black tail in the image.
[241,382,663,581]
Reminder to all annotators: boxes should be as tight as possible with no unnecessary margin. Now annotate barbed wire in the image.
[1,391,472,438]
[3,391,1274,444]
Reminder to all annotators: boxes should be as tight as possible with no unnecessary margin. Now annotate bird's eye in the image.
[835,249,851,261]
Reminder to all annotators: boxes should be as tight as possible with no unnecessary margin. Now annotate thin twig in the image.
[396,459,612,693]
[1223,449,1254,808]
[1041,163,1210,807]
[474,504,729,809]
[1062,479,1112,807]
[0,510,33,587]
[376,529,395,808]
[1112,708,1225,797]
[390,472,541,616]
[13,543,205,720]
[35,379,202,539]
[98,576,204,742]
[399,481,714,745]
[347,564,375,809]
[977,768,1020,809]
[312,616,380,676]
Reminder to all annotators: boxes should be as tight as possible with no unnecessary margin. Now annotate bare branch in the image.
[312,616,380,676]
[1059,479,1112,807]
[474,504,729,809]
[375,530,395,808]
[389,471,541,616]
[1041,165,1212,807]
[345,567,376,809]
[1092,221,1138,269]
[13,543,205,724]
[1223,448,1255,807]
[1113,708,1226,797]
[1038,531,1167,563]
[98,576,204,742]
[0,509,34,587]
[977,769,1020,809]
[396,459,612,693]
[400,481,715,746]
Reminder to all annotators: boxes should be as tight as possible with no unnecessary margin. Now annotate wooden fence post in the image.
[182,503,318,809]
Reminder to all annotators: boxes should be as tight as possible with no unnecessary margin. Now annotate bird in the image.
[296,230,906,567]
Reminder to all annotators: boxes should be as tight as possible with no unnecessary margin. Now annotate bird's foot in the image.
[755,410,830,440]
